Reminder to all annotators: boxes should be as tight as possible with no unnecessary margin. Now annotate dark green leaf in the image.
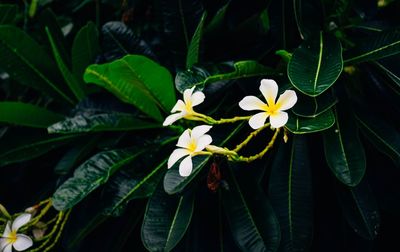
[204,1,230,33]
[288,32,343,96]
[142,182,194,252]
[292,89,337,117]
[344,29,400,64]
[293,0,322,40]
[186,11,207,68]
[223,167,280,252]
[176,61,276,93]
[52,149,144,211]
[269,136,313,252]
[375,56,400,88]
[285,109,335,134]
[323,106,366,186]
[48,113,160,134]
[0,4,17,24]
[84,55,175,121]
[0,101,63,128]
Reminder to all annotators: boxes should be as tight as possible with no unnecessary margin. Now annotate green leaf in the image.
[46,27,85,101]
[72,21,100,82]
[344,29,400,64]
[52,149,144,211]
[355,110,400,167]
[288,32,343,96]
[48,113,160,134]
[204,1,230,33]
[292,89,337,117]
[176,61,276,93]
[0,4,17,24]
[0,25,74,104]
[0,133,79,167]
[163,124,243,195]
[84,55,176,121]
[269,136,313,251]
[186,11,207,68]
[375,57,400,88]
[293,0,322,40]
[222,167,280,252]
[336,178,380,240]
[323,106,366,186]
[285,109,335,134]
[142,182,194,252]
[0,101,64,128]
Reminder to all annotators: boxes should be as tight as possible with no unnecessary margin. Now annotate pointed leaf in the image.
[186,11,207,68]
[375,56,400,88]
[0,4,17,25]
[269,136,313,252]
[288,32,343,96]
[292,90,337,117]
[285,109,335,134]
[204,1,230,33]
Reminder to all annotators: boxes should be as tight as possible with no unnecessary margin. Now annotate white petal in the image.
[238,96,266,111]
[168,148,190,168]
[13,234,33,251]
[171,100,186,113]
[270,111,289,128]
[276,90,297,111]
[191,125,212,139]
[248,112,269,129]
[0,238,11,251]
[3,243,12,252]
[260,79,278,106]
[162,112,185,126]
[179,156,193,177]
[3,222,12,237]
[190,91,205,107]
[12,214,31,232]
[194,135,212,152]
[183,86,195,104]
[176,129,191,148]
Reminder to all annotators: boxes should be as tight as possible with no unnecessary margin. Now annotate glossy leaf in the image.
[0,101,63,128]
[0,4,17,24]
[269,136,313,252]
[205,1,230,33]
[344,29,400,64]
[293,0,322,40]
[292,90,337,117]
[176,61,276,93]
[223,167,280,252]
[142,182,194,252]
[52,149,144,210]
[84,55,175,121]
[186,11,207,68]
[48,113,160,134]
[288,32,343,96]
[285,109,335,134]
[323,106,366,186]
[0,25,74,104]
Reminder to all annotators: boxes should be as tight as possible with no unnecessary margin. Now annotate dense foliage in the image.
[0,0,400,251]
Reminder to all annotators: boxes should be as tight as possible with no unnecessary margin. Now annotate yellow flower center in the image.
[262,103,281,116]
[187,139,197,153]
[185,101,193,113]
[7,231,17,244]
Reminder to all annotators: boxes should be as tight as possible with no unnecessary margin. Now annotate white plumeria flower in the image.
[0,214,33,252]
[168,125,213,177]
[163,86,205,126]
[239,79,297,129]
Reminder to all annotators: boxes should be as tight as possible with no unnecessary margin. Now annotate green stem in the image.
[233,123,270,152]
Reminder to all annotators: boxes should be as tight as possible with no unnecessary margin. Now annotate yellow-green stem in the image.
[42,210,71,252]
[233,123,270,152]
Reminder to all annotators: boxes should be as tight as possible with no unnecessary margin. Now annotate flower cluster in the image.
[163,79,297,177]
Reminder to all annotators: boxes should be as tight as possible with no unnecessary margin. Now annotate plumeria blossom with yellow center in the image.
[239,79,298,129]
[163,86,205,126]
[0,214,33,252]
[168,125,213,177]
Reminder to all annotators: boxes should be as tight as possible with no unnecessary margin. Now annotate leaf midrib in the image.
[313,32,324,93]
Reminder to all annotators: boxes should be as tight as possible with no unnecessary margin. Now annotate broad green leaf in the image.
[0,133,79,167]
[293,0,322,40]
[52,149,144,211]
[355,110,400,167]
[285,109,335,134]
[323,106,366,186]
[163,124,243,195]
[142,182,194,252]
[204,1,230,33]
[84,55,175,121]
[0,102,63,128]
[344,29,400,64]
[336,178,380,240]
[292,89,337,117]
[0,25,74,104]
[72,21,100,83]
[375,56,400,88]
[186,11,207,68]
[46,27,85,100]
[176,61,276,93]
[0,4,17,24]
[288,32,343,96]
[223,167,280,252]
[269,136,313,252]
[48,113,160,134]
